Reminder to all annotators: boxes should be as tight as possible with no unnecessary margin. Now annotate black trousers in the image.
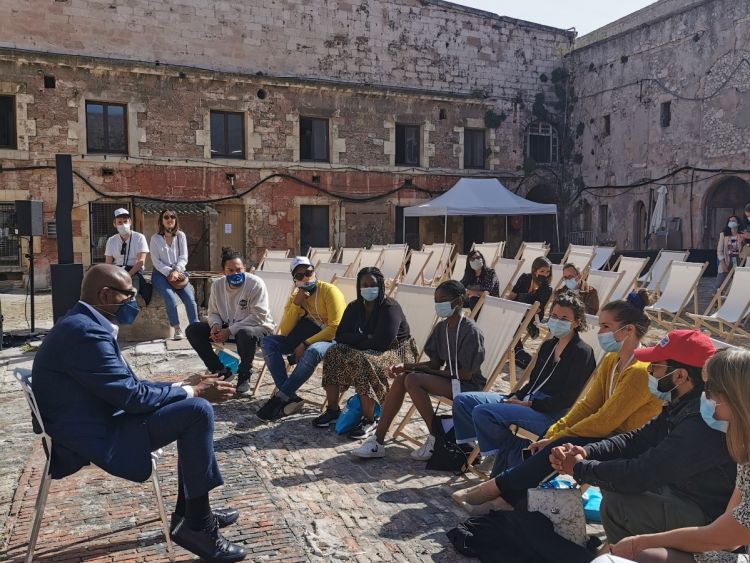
[186,321,270,383]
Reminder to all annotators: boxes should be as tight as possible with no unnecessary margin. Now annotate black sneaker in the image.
[347,418,378,440]
[171,516,246,562]
[312,408,341,427]
[256,396,284,422]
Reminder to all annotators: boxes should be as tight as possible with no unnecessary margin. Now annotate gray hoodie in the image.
[207,273,276,335]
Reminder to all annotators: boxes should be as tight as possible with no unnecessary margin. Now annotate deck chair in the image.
[550,264,565,292]
[590,246,616,270]
[391,283,440,356]
[307,246,333,258]
[315,261,350,283]
[610,256,649,301]
[710,337,740,351]
[450,254,468,281]
[638,250,689,294]
[332,275,358,305]
[261,257,293,273]
[689,266,750,343]
[387,243,409,249]
[265,249,290,259]
[339,247,363,268]
[310,248,335,264]
[422,243,454,285]
[403,250,434,285]
[357,248,384,270]
[586,270,625,311]
[379,246,408,284]
[393,297,539,446]
[645,261,708,330]
[513,243,550,283]
[13,369,173,562]
[494,258,524,297]
[472,242,506,267]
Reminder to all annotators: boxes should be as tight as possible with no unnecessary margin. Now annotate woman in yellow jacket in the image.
[453,289,663,513]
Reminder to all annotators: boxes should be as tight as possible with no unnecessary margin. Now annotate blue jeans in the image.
[261,334,333,400]
[151,270,199,327]
[452,391,561,477]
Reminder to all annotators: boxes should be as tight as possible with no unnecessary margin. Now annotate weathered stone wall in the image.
[567,0,750,250]
[0,0,573,99]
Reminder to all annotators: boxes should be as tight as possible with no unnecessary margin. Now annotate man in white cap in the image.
[104,208,150,295]
[257,256,346,421]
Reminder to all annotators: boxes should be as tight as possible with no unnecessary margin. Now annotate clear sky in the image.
[447,0,659,35]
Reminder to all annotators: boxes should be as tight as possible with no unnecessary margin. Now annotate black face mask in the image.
[535,275,549,286]
[656,372,678,394]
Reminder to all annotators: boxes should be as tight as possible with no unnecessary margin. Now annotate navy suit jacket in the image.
[32,302,187,481]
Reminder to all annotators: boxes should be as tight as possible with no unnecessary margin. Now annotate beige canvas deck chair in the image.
[689,266,750,343]
[393,297,539,447]
[513,243,550,283]
[472,242,506,267]
[638,250,689,294]
[403,250,434,285]
[379,246,408,285]
[590,246,616,270]
[310,248,335,264]
[645,261,708,330]
[710,337,740,351]
[307,246,333,257]
[586,270,625,312]
[339,247,363,268]
[550,264,565,292]
[422,243,454,285]
[610,256,649,301]
[358,248,384,270]
[265,249,290,259]
[315,261,350,283]
[261,257,293,273]
[332,275,358,305]
[494,258,524,297]
[450,254,468,281]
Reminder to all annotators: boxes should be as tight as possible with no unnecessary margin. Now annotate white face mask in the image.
[117,223,131,235]
[469,259,483,270]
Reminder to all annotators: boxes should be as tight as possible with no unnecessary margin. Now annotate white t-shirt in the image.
[104,232,149,269]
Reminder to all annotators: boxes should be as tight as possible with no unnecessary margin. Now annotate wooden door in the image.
[216,205,246,259]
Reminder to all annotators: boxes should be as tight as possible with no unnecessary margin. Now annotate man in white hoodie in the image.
[186,250,276,394]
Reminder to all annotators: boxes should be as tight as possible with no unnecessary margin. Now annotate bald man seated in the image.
[31,264,246,562]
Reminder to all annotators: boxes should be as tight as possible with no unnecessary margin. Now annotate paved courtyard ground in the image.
[0,278,746,562]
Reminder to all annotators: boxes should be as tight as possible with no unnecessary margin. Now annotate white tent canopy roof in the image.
[403,178,558,217]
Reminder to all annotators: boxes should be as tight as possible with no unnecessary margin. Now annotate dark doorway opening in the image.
[300,205,330,256]
[463,216,485,253]
[395,206,420,250]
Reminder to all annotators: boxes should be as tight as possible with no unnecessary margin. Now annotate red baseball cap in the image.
[634,329,716,368]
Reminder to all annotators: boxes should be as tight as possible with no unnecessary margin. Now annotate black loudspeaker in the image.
[50,263,84,322]
[15,200,43,236]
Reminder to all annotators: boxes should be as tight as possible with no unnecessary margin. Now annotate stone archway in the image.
[524,184,559,247]
[703,176,750,248]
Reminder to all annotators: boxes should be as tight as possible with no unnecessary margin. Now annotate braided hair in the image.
[356,266,386,304]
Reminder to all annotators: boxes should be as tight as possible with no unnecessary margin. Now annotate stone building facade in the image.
[566,0,750,252]
[0,0,574,286]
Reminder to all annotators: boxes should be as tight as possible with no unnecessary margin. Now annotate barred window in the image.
[90,202,128,263]
[0,203,20,266]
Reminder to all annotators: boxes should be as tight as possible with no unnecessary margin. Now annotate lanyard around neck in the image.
[526,344,561,398]
[445,315,464,379]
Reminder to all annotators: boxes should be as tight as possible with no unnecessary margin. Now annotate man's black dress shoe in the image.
[171,517,246,562]
[170,507,240,533]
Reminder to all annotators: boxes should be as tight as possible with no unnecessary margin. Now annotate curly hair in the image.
[551,291,587,332]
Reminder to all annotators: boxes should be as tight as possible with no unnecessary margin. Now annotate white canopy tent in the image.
[403,178,559,248]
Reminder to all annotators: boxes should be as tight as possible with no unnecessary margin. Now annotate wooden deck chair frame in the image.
[585,269,625,312]
[449,253,469,282]
[392,298,540,447]
[403,250,434,285]
[610,255,649,301]
[310,248,335,265]
[514,242,549,259]
[261,257,293,273]
[689,266,750,343]
[637,249,689,295]
[422,243,454,286]
[512,243,550,284]
[645,261,708,330]
[379,246,409,286]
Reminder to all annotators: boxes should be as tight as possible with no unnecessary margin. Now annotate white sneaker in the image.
[351,435,385,458]
[410,434,436,461]
[173,328,184,340]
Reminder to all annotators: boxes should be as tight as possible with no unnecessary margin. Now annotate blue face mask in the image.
[114,299,140,325]
[728,221,739,230]
[564,278,578,291]
[360,287,380,302]
[435,300,457,318]
[547,318,572,338]
[647,371,677,402]
[700,392,728,433]
[226,272,245,287]
[597,325,626,353]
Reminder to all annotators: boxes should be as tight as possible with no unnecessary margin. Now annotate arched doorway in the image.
[703,176,750,248]
[634,201,648,250]
[524,184,559,247]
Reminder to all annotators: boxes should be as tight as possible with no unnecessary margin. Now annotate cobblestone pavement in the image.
[0,278,747,562]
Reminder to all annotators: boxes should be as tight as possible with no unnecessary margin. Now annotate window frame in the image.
[299,116,330,162]
[210,110,245,160]
[395,123,421,166]
[0,202,21,266]
[603,114,611,136]
[525,121,559,165]
[85,101,128,155]
[0,95,17,150]
[463,128,486,169]
[599,204,608,233]
[660,101,671,128]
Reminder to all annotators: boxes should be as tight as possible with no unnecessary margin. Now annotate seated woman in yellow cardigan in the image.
[453,289,663,514]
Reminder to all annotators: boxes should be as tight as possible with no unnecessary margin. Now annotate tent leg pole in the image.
[444,214,447,244]
[402,215,406,246]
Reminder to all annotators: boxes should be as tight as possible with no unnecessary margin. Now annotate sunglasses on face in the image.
[105,286,137,300]
[163,214,176,220]
[293,268,314,281]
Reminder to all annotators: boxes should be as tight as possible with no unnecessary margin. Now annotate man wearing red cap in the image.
[551,330,736,544]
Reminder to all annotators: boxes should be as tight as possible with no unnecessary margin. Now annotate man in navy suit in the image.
[32,264,246,562]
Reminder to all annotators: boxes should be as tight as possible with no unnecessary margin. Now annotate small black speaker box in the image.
[15,200,43,237]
